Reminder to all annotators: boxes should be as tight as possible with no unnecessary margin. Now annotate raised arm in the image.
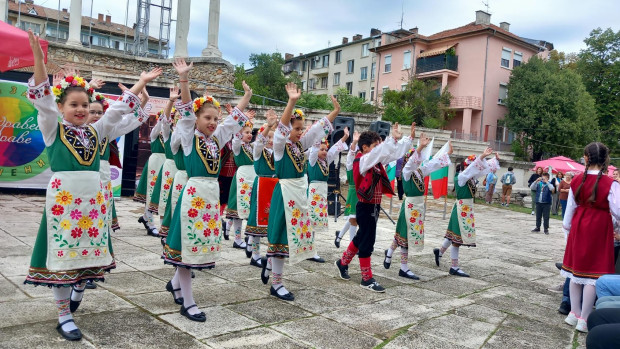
[457,147,496,186]
[280,82,301,128]
[327,127,349,165]
[171,58,197,155]
[212,82,252,148]
[236,80,253,112]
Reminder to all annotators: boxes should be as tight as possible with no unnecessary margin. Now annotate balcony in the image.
[415,55,458,75]
[450,96,482,110]
[312,66,329,76]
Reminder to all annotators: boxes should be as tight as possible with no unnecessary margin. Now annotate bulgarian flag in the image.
[429,141,451,199]
[385,160,397,198]
[418,138,434,196]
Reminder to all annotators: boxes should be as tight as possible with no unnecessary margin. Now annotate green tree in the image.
[504,56,599,161]
[334,88,376,114]
[233,53,300,106]
[297,93,332,110]
[381,78,453,128]
[548,50,579,70]
[577,28,620,153]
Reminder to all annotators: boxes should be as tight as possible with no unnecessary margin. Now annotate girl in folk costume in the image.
[134,101,170,237]
[262,83,339,301]
[163,59,252,322]
[334,124,414,292]
[433,147,499,277]
[335,131,360,248]
[561,143,620,333]
[148,87,182,232]
[306,128,349,263]
[225,106,257,250]
[219,139,238,240]
[244,110,279,267]
[384,136,453,280]
[23,31,160,341]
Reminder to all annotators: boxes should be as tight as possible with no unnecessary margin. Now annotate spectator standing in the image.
[528,167,544,215]
[530,173,554,234]
[551,171,563,215]
[500,167,517,207]
[558,172,572,217]
[484,169,498,204]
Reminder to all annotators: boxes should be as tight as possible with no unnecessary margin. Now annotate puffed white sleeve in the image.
[212,107,249,150]
[27,77,59,146]
[308,145,319,166]
[92,89,141,140]
[562,188,577,239]
[300,117,333,151]
[384,136,413,164]
[273,121,290,161]
[231,132,243,156]
[108,107,150,140]
[401,150,421,181]
[608,181,620,224]
[359,140,394,175]
[149,116,163,142]
[419,153,451,179]
[327,139,348,165]
[457,156,496,187]
[172,100,197,156]
[160,114,171,142]
[345,146,357,171]
[253,133,267,161]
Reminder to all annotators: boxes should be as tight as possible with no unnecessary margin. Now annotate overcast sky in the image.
[47,0,620,66]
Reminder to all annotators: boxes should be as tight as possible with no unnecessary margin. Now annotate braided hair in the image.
[574,142,610,204]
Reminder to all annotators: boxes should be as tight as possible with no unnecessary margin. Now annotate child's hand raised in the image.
[410,122,416,139]
[89,78,105,89]
[172,58,193,76]
[169,85,180,101]
[224,103,233,115]
[246,109,256,121]
[140,67,163,83]
[330,95,341,111]
[27,30,45,62]
[352,131,360,144]
[481,147,493,159]
[285,82,301,101]
[266,109,278,127]
[448,141,454,155]
[391,122,402,140]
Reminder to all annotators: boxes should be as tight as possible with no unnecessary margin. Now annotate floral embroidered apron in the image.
[280,176,314,264]
[456,198,476,245]
[404,196,425,251]
[235,164,257,219]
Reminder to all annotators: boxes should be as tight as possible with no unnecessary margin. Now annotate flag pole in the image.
[423,194,428,221]
[443,195,447,219]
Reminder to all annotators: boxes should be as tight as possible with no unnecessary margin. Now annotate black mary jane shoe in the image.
[56,319,82,341]
[449,267,470,277]
[334,231,341,248]
[250,257,262,268]
[270,285,295,301]
[69,286,84,313]
[85,279,97,289]
[191,271,195,278]
[306,256,325,263]
[138,216,157,236]
[383,249,391,269]
[160,237,166,247]
[222,220,230,240]
[433,248,441,267]
[166,280,184,305]
[399,269,420,280]
[244,237,252,258]
[260,257,271,285]
[180,304,206,322]
[232,240,247,249]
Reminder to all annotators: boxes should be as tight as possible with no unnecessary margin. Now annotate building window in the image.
[374,38,381,47]
[113,41,121,50]
[346,82,353,94]
[382,87,389,95]
[46,26,68,40]
[361,43,369,57]
[371,62,376,80]
[498,84,508,104]
[347,59,354,74]
[401,83,407,91]
[384,55,392,73]
[322,54,329,68]
[20,21,41,35]
[359,91,366,100]
[308,78,316,90]
[302,60,307,72]
[335,50,342,64]
[360,66,368,81]
[501,48,511,68]
[320,77,328,89]
[311,57,317,69]
[97,37,109,47]
[513,51,523,68]
[403,50,411,69]
[333,72,340,86]
[370,87,375,101]
[302,80,307,91]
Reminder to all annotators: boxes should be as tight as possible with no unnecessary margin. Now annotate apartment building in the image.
[283,28,412,102]
[6,0,163,56]
[372,10,553,144]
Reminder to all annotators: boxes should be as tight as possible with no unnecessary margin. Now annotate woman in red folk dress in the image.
[561,142,620,333]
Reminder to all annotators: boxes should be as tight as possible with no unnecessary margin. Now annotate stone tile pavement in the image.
[0,193,583,348]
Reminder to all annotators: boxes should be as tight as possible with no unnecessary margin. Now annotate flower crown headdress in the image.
[92,92,109,112]
[320,138,329,148]
[243,120,254,129]
[292,108,305,121]
[193,95,221,112]
[52,74,94,103]
[463,155,477,167]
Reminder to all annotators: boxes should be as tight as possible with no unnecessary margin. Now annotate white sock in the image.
[171,268,182,299]
[178,268,202,315]
[339,221,351,239]
[439,238,451,256]
[263,257,272,279]
[53,287,78,332]
[232,219,244,244]
[271,257,289,296]
[349,224,357,241]
[70,283,85,302]
[251,236,261,259]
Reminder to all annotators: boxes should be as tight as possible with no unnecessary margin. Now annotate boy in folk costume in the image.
[433,147,499,277]
[561,142,620,333]
[306,128,349,262]
[225,106,257,250]
[163,59,252,322]
[219,139,237,240]
[384,136,453,280]
[24,31,161,341]
[334,124,415,292]
[149,87,183,234]
[335,132,360,248]
[263,83,339,301]
[244,110,279,267]
[134,100,169,237]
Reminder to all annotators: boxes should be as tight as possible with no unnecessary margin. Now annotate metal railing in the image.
[450,96,482,110]
[451,130,478,141]
[416,55,458,74]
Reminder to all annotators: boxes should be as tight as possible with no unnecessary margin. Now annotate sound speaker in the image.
[327,162,342,216]
[331,116,355,147]
[369,120,391,140]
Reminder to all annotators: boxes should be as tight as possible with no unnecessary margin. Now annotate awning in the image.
[0,20,49,72]
[418,44,456,58]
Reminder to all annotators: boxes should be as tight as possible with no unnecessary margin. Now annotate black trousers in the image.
[396,178,404,200]
[586,308,620,349]
[218,176,233,206]
[353,202,380,258]
[535,202,551,229]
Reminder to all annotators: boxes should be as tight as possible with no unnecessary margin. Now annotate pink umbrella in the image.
[0,20,48,72]
[531,156,584,174]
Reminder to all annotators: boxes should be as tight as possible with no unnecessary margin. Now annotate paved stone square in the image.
[0,193,583,348]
